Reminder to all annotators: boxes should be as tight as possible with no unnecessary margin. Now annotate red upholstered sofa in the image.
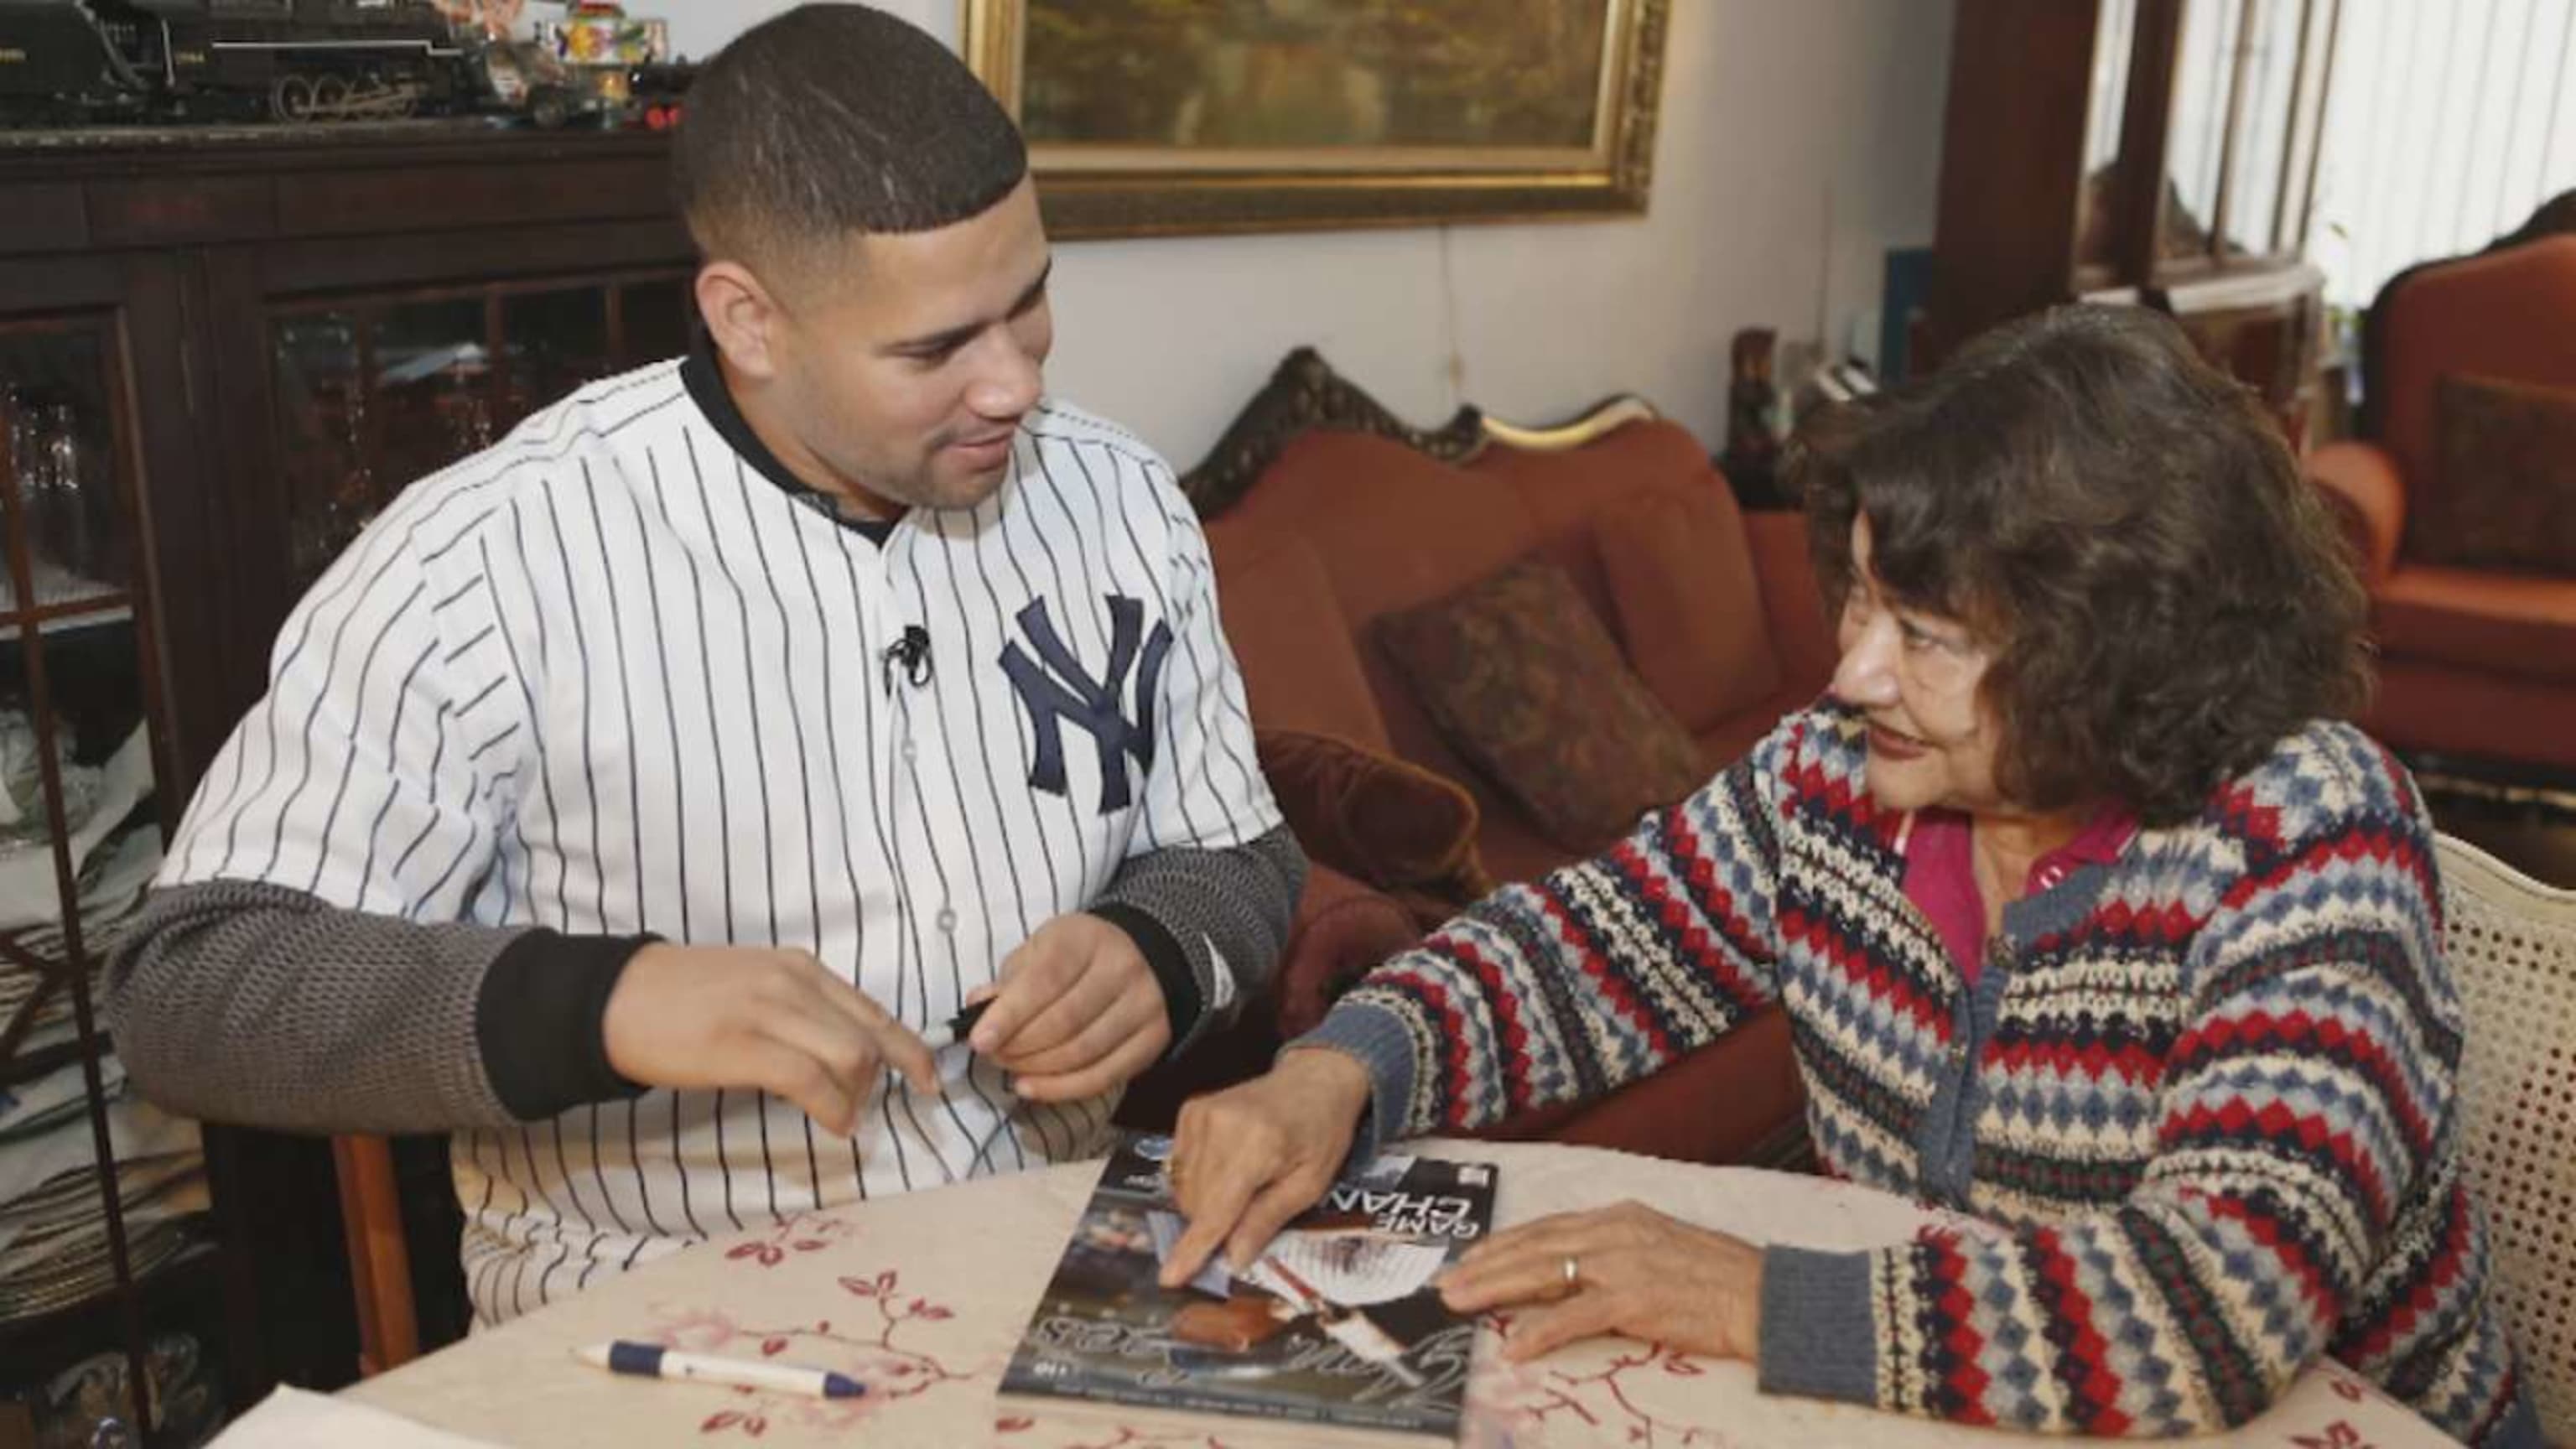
[2308,210,2576,773]
[1173,351,1835,1166]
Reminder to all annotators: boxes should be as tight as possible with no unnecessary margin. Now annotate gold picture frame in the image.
[963,1,1670,239]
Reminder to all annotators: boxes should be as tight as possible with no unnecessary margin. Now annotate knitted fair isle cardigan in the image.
[1302,704,2534,1446]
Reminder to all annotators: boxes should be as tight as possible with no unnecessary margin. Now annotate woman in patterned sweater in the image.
[1161,306,2538,1445]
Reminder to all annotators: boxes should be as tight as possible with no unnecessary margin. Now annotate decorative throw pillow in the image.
[1254,728,1493,910]
[2417,373,2576,575]
[1376,557,1707,850]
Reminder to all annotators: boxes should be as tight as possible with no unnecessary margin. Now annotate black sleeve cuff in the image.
[475,929,658,1119]
[1086,902,1198,1057]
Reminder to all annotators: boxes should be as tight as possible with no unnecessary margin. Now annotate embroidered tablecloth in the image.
[336,1140,2452,1448]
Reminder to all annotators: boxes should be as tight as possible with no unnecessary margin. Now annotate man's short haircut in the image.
[673,3,1029,285]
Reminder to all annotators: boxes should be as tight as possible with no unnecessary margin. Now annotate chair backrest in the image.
[2369,232,2576,499]
[332,1133,420,1376]
[2436,833,2576,1441]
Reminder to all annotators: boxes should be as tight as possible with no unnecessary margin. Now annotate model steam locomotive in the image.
[0,0,687,127]
[0,0,475,122]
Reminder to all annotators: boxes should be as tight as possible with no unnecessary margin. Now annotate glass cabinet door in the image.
[2163,0,2244,262]
[2220,0,2310,259]
[2075,0,2143,278]
[2073,0,2343,286]
[268,273,692,588]
[2158,0,2341,273]
[0,319,221,1448]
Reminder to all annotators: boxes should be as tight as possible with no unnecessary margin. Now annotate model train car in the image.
[0,0,475,124]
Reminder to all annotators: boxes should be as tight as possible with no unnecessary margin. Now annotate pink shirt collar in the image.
[1898,803,2137,984]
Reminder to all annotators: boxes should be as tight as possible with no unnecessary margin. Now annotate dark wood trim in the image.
[0,129,677,257]
[253,218,693,297]
[190,245,291,774]
[111,255,197,826]
[605,283,627,373]
[2116,0,2187,289]
[0,253,141,319]
[0,124,669,181]
[483,290,507,453]
[1922,0,2106,363]
[1176,348,1659,518]
[1179,348,1488,517]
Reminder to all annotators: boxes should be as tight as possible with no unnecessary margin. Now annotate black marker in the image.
[927,996,993,1052]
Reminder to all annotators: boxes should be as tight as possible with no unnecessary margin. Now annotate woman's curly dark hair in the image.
[1790,305,2371,826]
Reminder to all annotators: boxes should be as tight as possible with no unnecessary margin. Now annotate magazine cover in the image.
[1000,1131,1498,1442]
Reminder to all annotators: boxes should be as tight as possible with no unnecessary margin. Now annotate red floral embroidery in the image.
[719,1214,854,1269]
[1474,1323,1742,1447]
[679,1260,979,1438]
[649,1307,744,1353]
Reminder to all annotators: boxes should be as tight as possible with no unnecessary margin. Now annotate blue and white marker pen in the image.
[575,1341,865,1400]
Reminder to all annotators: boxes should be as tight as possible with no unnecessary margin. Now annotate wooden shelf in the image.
[0,1237,222,1372]
[0,1028,107,1091]
[1,597,136,637]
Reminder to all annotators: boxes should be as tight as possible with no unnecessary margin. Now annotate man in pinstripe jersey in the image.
[105,3,1305,1326]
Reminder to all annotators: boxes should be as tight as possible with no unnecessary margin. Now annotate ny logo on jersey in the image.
[1000,595,1172,814]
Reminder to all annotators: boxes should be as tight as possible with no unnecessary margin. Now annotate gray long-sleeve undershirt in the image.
[105,826,1304,1135]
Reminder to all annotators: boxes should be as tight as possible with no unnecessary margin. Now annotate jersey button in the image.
[935,906,958,933]
[901,740,919,763]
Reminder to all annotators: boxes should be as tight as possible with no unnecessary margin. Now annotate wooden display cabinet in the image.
[0,122,693,1436]
[1926,0,2341,435]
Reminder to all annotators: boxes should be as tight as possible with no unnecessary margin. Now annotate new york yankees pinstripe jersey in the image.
[151,351,1287,1324]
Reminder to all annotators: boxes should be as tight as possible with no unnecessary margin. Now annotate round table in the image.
[305,1139,2451,1448]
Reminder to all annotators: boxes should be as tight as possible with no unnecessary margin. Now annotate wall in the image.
[653,1,1955,470]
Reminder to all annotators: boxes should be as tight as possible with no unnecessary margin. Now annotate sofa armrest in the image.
[2309,441,2407,586]
[1256,728,1494,905]
[1275,861,1422,1040]
[1745,511,1837,688]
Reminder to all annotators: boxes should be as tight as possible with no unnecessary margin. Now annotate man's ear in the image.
[695,260,786,382]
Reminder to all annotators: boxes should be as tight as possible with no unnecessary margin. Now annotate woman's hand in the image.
[1436,1201,1764,1363]
[1157,1047,1374,1288]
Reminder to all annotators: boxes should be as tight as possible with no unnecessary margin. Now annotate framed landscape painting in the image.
[963,0,1670,237]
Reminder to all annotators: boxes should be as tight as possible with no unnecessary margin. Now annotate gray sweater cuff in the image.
[1287,1000,1420,1164]
[1090,825,1306,1055]
[1757,1244,1878,1405]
